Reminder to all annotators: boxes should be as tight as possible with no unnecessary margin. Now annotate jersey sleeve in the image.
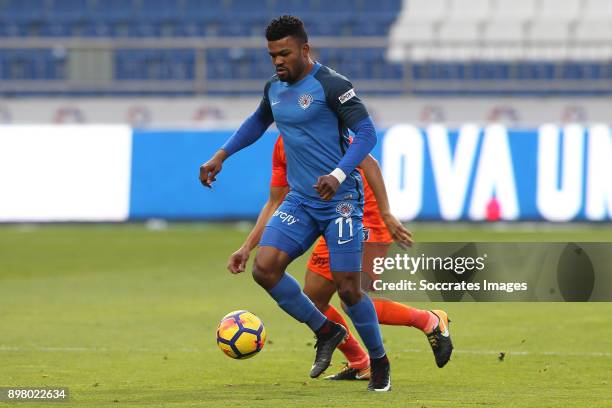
[259,79,273,119]
[270,136,288,187]
[324,75,369,131]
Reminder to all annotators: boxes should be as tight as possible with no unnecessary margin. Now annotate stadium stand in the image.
[0,0,401,37]
[388,0,612,93]
[0,0,611,94]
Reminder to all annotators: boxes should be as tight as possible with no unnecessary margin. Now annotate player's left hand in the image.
[382,213,413,250]
[227,246,250,274]
[313,175,340,200]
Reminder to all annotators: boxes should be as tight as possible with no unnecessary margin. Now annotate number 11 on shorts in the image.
[335,216,353,243]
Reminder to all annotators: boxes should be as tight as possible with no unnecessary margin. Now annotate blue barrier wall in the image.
[379,124,610,221]
[130,130,280,219]
[385,127,542,220]
[126,125,611,222]
[4,125,607,222]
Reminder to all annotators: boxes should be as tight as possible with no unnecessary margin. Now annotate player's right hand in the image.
[199,154,224,188]
[227,246,250,274]
[313,175,340,200]
[382,213,413,250]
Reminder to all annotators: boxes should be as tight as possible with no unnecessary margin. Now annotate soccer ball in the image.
[216,310,266,359]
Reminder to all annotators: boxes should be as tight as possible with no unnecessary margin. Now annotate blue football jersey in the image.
[259,62,370,202]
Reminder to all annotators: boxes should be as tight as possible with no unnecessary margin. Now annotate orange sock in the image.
[372,298,437,333]
[324,305,370,369]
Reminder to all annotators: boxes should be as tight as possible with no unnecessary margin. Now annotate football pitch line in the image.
[2,345,610,358]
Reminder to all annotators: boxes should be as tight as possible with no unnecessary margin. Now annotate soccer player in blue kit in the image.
[199,15,390,391]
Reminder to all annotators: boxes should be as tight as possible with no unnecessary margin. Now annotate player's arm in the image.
[199,84,274,188]
[227,185,289,274]
[358,154,413,249]
[314,78,377,200]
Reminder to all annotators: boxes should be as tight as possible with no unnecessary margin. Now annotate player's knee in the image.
[336,280,362,307]
[252,258,279,290]
[337,290,361,307]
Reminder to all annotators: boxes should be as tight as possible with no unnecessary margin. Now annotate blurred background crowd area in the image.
[0,0,611,126]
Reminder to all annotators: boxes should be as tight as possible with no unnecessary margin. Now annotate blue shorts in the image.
[259,191,364,272]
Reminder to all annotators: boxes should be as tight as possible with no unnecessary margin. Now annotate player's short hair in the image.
[265,15,308,44]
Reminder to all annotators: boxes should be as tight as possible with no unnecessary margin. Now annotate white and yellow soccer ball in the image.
[216,310,266,359]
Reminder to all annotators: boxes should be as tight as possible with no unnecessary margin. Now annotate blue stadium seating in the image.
[0,0,403,91]
[0,48,66,80]
[115,49,195,80]
[2,0,610,95]
[0,0,402,38]
[407,61,612,95]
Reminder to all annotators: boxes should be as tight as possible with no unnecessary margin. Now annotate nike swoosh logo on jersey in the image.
[271,100,280,106]
[338,238,353,245]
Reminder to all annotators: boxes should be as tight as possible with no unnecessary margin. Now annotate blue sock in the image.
[345,294,386,359]
[268,273,327,332]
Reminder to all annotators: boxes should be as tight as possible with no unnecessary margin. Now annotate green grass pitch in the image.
[1,223,611,407]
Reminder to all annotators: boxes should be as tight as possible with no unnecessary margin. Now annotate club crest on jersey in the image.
[298,93,313,109]
[336,202,354,218]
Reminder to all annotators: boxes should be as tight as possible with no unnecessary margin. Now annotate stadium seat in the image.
[583,0,612,21]
[446,0,491,23]
[529,19,570,43]
[388,0,450,61]
[490,0,536,21]
[574,20,612,43]
[438,21,480,44]
[136,0,182,20]
[434,22,481,60]
[270,0,328,16]
[434,62,466,80]
[359,0,401,13]
[400,0,447,24]
[2,0,611,95]
[561,62,604,80]
[2,0,45,23]
[48,0,90,23]
[526,20,570,60]
[480,19,525,60]
[537,0,581,22]
[472,62,511,80]
[570,20,612,59]
[390,21,435,44]
[483,19,525,44]
[1,49,49,79]
[91,0,137,23]
[516,62,556,80]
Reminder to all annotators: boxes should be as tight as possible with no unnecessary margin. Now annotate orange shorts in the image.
[306,226,392,282]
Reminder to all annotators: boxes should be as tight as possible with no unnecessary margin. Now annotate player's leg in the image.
[324,211,390,391]
[338,237,453,367]
[331,268,390,391]
[360,236,454,368]
[305,269,370,372]
[254,194,346,376]
[303,238,370,380]
[359,240,390,292]
[361,241,437,331]
[303,237,337,311]
[253,245,325,330]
